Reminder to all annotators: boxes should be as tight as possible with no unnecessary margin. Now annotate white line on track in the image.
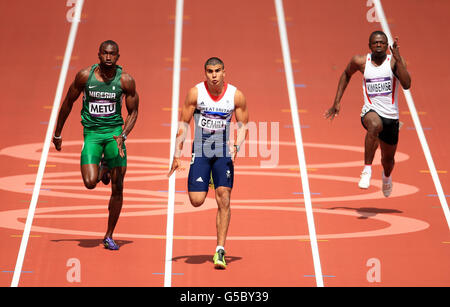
[10,0,85,287]
[373,0,450,230]
[274,0,324,287]
[165,0,184,287]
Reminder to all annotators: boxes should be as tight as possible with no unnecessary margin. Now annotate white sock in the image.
[216,245,225,253]
[363,165,372,175]
[382,172,391,182]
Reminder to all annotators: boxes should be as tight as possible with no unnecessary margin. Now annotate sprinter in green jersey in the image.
[53,40,139,250]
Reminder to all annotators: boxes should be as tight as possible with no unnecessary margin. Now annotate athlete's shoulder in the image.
[181,86,198,108]
[390,54,406,69]
[234,88,246,107]
[226,82,237,91]
[234,87,244,97]
[187,86,199,99]
[345,54,366,74]
[120,70,136,92]
[73,66,91,87]
[78,66,92,78]
[351,54,367,66]
[194,81,206,90]
[120,70,135,83]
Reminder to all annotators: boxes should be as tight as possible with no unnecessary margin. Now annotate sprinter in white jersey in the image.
[325,31,411,197]
[168,57,249,269]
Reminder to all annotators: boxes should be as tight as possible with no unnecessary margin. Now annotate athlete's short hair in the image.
[204,57,224,70]
[369,31,388,43]
[99,40,119,53]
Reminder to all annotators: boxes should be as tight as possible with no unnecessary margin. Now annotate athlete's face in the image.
[369,34,388,56]
[98,44,119,67]
[205,64,225,87]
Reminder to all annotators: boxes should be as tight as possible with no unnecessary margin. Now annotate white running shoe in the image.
[382,173,393,197]
[358,171,371,189]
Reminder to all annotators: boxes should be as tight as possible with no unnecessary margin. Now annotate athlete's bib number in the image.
[366,77,392,97]
[89,100,116,117]
[198,114,227,131]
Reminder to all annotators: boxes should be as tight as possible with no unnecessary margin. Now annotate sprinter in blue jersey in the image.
[168,57,249,269]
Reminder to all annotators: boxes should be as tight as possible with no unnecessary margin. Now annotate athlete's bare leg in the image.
[214,186,231,248]
[188,191,208,207]
[380,140,397,177]
[105,166,126,238]
[362,112,383,164]
[81,164,99,189]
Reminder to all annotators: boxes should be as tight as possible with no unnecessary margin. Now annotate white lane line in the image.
[165,0,184,287]
[10,0,85,287]
[274,0,324,287]
[373,0,450,230]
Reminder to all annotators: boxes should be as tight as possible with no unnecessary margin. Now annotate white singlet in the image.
[193,81,236,155]
[361,53,399,119]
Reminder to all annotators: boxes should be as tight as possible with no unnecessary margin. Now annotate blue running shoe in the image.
[103,237,119,250]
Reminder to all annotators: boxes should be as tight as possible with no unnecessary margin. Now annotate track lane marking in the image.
[274,0,324,287]
[165,0,185,288]
[10,0,84,288]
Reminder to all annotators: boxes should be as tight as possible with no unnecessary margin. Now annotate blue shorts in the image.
[187,153,234,192]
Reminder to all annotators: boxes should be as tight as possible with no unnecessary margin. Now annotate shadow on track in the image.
[327,207,403,219]
[172,254,242,265]
[51,238,133,248]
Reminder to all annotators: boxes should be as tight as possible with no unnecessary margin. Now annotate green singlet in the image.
[80,64,127,168]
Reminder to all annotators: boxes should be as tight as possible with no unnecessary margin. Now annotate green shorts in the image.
[81,126,127,168]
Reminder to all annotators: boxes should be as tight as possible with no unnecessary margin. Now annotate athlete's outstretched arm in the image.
[390,37,411,90]
[53,68,89,151]
[325,55,364,120]
[114,73,139,158]
[231,90,249,162]
[167,87,197,177]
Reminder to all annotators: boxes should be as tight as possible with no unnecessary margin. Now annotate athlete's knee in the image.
[215,187,231,207]
[366,121,382,135]
[218,201,230,212]
[189,193,207,207]
[364,115,382,135]
[83,178,97,190]
[81,165,99,190]
[190,198,205,207]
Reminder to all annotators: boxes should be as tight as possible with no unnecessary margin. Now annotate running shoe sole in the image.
[213,250,226,269]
